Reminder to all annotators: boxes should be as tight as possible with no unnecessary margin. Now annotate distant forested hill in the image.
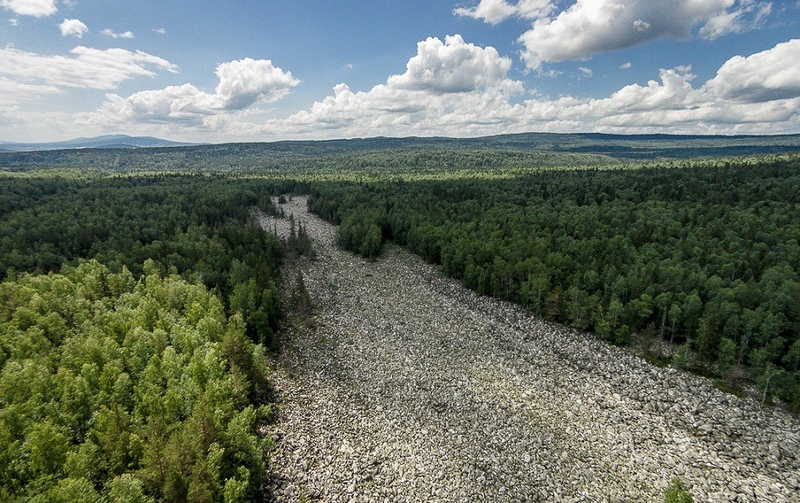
[0,134,197,152]
[1,133,798,172]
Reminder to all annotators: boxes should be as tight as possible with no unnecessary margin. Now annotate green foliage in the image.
[716,338,738,385]
[672,343,692,370]
[308,157,800,409]
[286,218,315,259]
[664,478,694,503]
[337,209,385,259]
[105,474,154,503]
[0,262,271,502]
[44,477,99,503]
[230,278,280,345]
[359,224,383,260]
[0,174,284,345]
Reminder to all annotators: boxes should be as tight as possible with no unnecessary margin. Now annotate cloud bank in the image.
[266,36,799,138]
[274,35,524,136]
[6,35,798,141]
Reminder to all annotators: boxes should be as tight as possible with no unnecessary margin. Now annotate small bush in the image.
[664,478,693,503]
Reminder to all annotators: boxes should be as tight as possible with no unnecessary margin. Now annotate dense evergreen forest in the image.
[0,174,297,502]
[307,156,800,410]
[2,132,799,174]
[0,175,289,345]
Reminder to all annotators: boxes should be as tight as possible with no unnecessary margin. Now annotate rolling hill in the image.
[0,134,198,152]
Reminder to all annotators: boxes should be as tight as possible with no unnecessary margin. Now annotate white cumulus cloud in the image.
[90,58,299,126]
[59,18,88,38]
[704,39,800,102]
[215,58,300,108]
[1,0,57,17]
[387,35,516,93]
[454,0,515,24]
[596,66,700,114]
[518,0,753,69]
[272,35,525,137]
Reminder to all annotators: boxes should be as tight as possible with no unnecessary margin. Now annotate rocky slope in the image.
[260,196,799,503]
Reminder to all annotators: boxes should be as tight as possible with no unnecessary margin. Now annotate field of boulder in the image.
[260,197,799,503]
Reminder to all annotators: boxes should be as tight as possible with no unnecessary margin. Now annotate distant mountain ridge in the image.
[0,135,199,152]
[187,132,800,160]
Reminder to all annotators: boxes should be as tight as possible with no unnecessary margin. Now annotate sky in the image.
[1,0,799,143]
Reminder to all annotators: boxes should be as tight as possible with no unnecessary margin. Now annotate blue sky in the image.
[1,0,798,142]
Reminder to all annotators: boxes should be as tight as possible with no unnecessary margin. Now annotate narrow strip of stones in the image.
[260,196,799,503]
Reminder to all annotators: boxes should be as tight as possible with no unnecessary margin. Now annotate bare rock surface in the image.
[259,196,799,503]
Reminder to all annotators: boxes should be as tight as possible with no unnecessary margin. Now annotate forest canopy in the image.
[0,175,289,346]
[0,261,273,503]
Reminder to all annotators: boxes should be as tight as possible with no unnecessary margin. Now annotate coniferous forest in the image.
[1,139,799,502]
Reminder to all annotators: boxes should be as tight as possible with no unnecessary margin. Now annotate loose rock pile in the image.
[259,197,799,503]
